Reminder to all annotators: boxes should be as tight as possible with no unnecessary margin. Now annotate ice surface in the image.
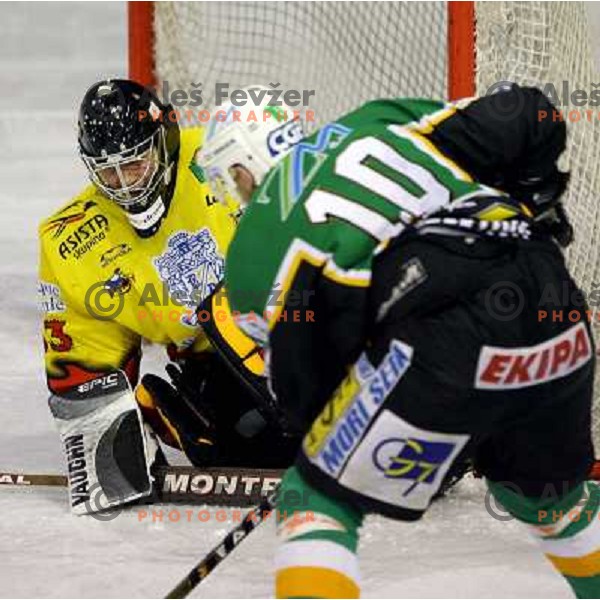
[0,477,572,598]
[0,3,578,597]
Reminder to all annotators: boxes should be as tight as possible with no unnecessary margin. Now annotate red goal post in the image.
[128,1,476,101]
[128,1,155,89]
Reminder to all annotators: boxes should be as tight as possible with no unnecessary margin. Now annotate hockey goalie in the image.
[197,84,599,597]
[38,79,298,515]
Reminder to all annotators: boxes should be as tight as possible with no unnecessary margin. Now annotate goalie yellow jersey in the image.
[39,127,241,394]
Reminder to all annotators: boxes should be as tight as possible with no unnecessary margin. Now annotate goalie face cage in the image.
[129,1,600,456]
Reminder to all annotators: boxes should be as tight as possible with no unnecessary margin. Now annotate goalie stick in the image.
[0,466,283,506]
[165,491,277,598]
[0,472,67,486]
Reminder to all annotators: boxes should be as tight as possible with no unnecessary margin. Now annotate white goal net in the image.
[147,1,600,447]
[154,2,449,125]
[475,2,600,446]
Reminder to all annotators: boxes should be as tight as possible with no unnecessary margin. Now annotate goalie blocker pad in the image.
[48,370,159,515]
[198,284,283,427]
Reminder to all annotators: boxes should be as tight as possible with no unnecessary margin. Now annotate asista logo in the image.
[58,214,109,260]
[475,322,592,390]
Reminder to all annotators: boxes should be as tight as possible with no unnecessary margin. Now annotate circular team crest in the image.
[153,228,225,325]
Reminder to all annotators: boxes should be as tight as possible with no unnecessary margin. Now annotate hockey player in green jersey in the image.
[197,86,599,598]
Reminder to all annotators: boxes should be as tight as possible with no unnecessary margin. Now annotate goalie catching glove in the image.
[135,358,218,466]
[136,285,300,467]
[136,353,299,467]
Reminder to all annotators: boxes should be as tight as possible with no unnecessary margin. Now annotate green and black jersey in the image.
[224,87,565,428]
[225,97,501,343]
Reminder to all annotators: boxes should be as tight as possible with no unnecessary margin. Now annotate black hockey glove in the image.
[505,169,573,247]
[136,366,218,466]
[168,353,300,468]
[137,353,301,468]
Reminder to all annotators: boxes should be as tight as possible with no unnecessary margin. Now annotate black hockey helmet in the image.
[78,79,180,237]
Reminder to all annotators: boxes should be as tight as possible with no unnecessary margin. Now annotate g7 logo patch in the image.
[372,437,455,496]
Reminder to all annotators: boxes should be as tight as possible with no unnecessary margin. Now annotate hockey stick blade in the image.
[165,492,276,599]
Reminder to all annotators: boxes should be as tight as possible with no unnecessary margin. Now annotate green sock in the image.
[275,467,364,598]
[489,480,600,598]
[277,466,364,551]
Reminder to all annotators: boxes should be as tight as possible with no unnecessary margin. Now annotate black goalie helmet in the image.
[78,79,180,236]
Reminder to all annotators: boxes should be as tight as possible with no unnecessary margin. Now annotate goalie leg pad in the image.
[49,370,158,515]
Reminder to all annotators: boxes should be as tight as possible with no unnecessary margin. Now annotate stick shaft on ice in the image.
[165,493,276,599]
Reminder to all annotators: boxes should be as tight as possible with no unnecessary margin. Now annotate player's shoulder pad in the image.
[38,185,120,265]
[179,124,205,166]
[341,97,447,129]
[39,185,110,243]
